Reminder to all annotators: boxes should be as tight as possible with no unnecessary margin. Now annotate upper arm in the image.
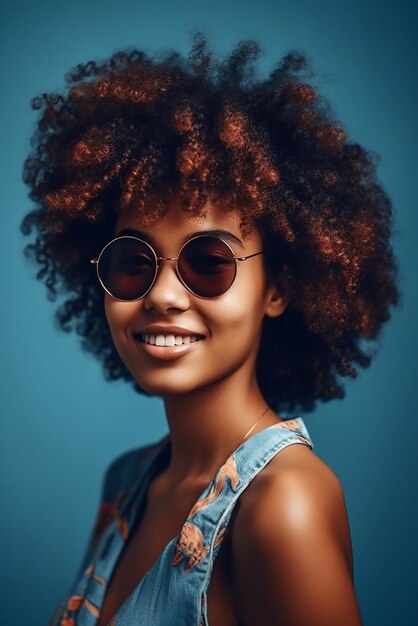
[231,450,363,626]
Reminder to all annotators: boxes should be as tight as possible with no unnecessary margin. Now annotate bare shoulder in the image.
[230,443,363,626]
[238,442,351,562]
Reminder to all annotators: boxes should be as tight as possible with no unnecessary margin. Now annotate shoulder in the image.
[236,443,351,563]
[230,444,362,625]
[81,438,166,563]
[234,444,351,562]
[102,437,167,501]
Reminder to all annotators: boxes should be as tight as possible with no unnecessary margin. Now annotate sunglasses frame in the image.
[90,234,264,301]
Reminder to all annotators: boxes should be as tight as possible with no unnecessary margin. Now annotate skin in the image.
[99,198,363,626]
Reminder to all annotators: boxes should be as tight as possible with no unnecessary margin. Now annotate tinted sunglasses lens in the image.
[98,238,156,300]
[179,236,236,297]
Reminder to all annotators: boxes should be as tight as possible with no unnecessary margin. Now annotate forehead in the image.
[115,198,261,247]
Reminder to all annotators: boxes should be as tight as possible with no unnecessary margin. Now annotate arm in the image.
[231,446,363,626]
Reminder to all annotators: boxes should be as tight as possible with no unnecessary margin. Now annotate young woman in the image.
[21,36,399,626]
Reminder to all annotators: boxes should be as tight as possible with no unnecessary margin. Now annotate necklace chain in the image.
[241,405,271,444]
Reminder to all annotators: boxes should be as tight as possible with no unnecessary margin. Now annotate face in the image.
[104,198,287,398]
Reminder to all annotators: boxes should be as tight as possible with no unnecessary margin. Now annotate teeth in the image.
[141,334,202,346]
[165,335,175,347]
[155,335,165,346]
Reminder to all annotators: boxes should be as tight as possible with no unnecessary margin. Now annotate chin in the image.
[132,366,228,398]
[132,372,202,397]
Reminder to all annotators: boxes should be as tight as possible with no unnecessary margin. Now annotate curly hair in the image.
[20,35,401,413]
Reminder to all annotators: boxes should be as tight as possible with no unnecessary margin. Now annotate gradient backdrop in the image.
[1,1,417,625]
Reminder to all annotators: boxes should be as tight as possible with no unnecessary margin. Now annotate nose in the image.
[144,259,191,314]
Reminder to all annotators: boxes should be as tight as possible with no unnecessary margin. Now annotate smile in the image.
[133,332,205,361]
[141,334,203,347]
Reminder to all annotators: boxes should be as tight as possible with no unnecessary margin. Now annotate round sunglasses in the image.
[90,234,264,300]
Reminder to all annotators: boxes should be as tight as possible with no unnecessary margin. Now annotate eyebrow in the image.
[115,227,244,248]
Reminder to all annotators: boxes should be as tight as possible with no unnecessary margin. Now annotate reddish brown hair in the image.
[20,36,400,413]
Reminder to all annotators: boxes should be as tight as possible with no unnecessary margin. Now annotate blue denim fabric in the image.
[49,418,314,626]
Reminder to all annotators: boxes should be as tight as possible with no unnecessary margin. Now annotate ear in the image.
[264,274,290,319]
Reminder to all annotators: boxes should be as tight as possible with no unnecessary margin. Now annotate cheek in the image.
[104,296,119,333]
[206,286,266,346]
[104,297,135,348]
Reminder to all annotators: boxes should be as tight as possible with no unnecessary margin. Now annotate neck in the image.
[161,371,282,486]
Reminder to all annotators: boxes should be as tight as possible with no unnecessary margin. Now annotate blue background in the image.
[1,1,417,625]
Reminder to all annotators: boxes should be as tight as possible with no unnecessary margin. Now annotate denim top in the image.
[49,417,314,626]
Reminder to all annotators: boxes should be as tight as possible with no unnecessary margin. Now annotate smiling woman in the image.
[20,35,399,626]
[102,199,282,400]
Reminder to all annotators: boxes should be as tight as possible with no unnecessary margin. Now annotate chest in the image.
[96,487,240,626]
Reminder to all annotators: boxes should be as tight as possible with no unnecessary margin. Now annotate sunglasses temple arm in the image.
[236,251,264,261]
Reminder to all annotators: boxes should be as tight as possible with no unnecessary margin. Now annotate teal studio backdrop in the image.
[1,1,416,624]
